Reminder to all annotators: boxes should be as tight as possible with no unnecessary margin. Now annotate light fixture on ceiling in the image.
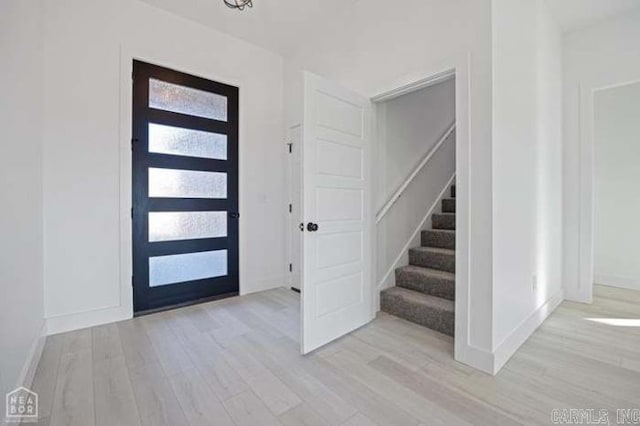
[224,0,253,11]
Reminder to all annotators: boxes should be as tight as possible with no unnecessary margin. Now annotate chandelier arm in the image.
[223,0,253,10]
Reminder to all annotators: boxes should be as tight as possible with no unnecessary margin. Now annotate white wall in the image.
[563,9,640,301]
[376,80,456,204]
[42,0,286,333]
[593,82,640,291]
[284,0,495,372]
[0,0,45,396]
[375,80,456,291]
[491,0,563,372]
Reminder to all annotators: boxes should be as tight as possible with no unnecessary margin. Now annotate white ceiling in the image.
[545,0,640,32]
[139,0,640,55]
[139,0,361,56]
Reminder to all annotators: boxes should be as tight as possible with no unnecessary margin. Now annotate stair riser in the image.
[381,293,454,336]
[432,214,455,230]
[421,230,455,250]
[409,250,455,273]
[395,269,455,301]
[442,199,456,213]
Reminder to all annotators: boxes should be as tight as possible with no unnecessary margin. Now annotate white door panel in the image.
[302,72,373,354]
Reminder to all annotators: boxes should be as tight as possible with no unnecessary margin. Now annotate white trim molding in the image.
[46,305,130,336]
[16,321,47,389]
[456,290,564,375]
[571,77,640,303]
[371,68,455,103]
[375,124,456,224]
[594,275,640,291]
[371,53,488,375]
[492,291,564,374]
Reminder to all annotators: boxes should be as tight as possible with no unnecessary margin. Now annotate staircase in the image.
[380,184,456,336]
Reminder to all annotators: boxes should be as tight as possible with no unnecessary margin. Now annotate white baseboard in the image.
[241,274,287,296]
[454,341,495,375]
[492,290,564,374]
[45,275,286,336]
[594,274,640,291]
[456,291,564,375]
[16,321,47,390]
[46,305,131,336]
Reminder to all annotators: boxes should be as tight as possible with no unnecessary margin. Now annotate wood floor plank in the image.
[279,403,329,426]
[421,360,549,424]
[308,357,422,425]
[204,305,252,348]
[168,368,234,426]
[49,349,94,426]
[139,314,195,376]
[60,329,91,355]
[369,355,521,425]
[31,285,640,426]
[222,389,281,426]
[221,337,270,381]
[117,319,160,371]
[91,323,124,363]
[243,370,302,415]
[242,334,358,424]
[323,349,469,425]
[196,356,249,401]
[342,412,378,426]
[127,362,187,426]
[92,356,141,426]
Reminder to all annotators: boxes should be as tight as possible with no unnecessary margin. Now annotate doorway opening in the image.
[286,68,468,357]
[132,60,240,314]
[592,80,640,293]
[373,72,457,339]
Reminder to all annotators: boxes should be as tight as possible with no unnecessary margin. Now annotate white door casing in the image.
[301,72,374,354]
[288,125,303,290]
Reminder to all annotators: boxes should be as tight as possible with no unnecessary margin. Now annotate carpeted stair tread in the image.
[395,265,455,301]
[441,198,456,213]
[409,246,455,273]
[421,229,455,249]
[432,213,455,230]
[412,246,454,255]
[380,183,457,336]
[381,287,454,336]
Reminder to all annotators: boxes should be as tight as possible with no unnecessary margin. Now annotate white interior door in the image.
[302,72,373,354]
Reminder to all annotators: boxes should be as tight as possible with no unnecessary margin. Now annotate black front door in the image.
[132,60,239,314]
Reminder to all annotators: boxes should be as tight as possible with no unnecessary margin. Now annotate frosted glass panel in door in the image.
[148,123,227,160]
[148,211,227,242]
[149,79,227,121]
[149,250,228,287]
[148,168,227,199]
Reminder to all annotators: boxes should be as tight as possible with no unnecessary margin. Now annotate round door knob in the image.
[307,222,319,232]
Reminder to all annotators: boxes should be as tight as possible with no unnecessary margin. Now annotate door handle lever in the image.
[229,212,240,219]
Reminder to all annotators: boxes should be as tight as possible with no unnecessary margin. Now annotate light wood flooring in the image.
[29,285,640,425]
